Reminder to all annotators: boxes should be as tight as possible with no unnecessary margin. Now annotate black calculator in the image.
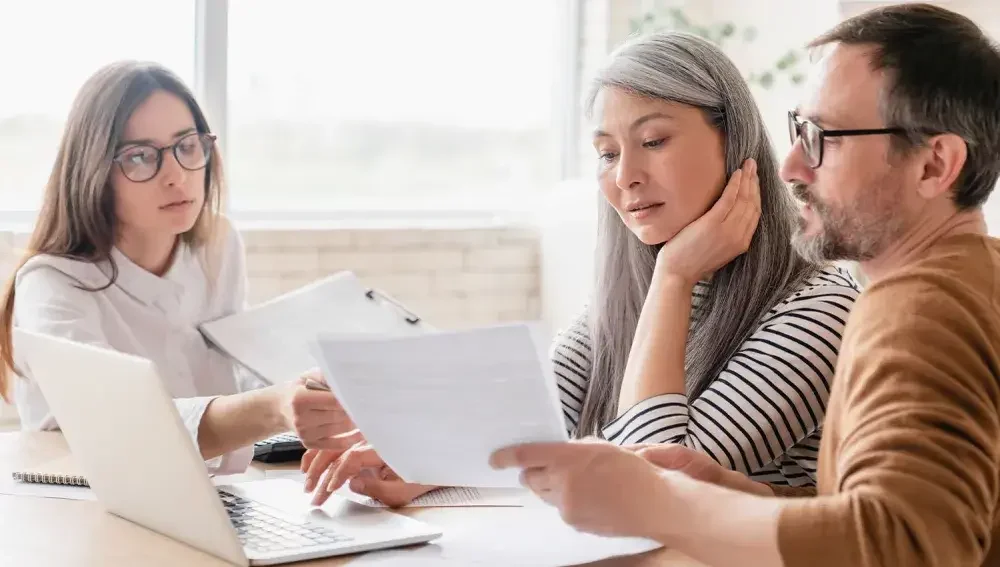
[252,433,307,463]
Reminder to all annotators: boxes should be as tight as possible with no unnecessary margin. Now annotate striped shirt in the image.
[551,265,861,486]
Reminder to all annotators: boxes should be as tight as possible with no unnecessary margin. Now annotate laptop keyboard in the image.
[253,432,300,447]
[218,489,354,554]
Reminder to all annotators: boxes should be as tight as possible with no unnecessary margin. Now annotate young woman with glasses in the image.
[0,61,344,474]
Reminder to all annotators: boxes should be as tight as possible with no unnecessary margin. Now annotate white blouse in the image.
[13,222,254,474]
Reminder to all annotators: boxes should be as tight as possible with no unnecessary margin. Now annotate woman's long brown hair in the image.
[0,61,227,401]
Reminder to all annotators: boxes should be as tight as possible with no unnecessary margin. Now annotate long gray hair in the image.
[576,32,815,437]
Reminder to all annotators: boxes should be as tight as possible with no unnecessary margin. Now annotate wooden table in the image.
[0,432,705,566]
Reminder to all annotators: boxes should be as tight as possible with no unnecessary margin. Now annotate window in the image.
[0,1,196,213]
[226,0,565,212]
[0,0,574,218]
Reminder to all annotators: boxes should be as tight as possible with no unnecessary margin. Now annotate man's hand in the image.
[638,444,772,496]
[491,438,674,541]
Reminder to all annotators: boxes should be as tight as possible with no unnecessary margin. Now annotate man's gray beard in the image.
[791,210,896,264]
[791,223,834,263]
[789,164,913,264]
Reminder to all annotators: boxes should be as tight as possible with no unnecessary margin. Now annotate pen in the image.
[304,377,331,392]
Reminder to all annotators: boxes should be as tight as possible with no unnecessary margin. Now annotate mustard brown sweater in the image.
[777,234,1000,567]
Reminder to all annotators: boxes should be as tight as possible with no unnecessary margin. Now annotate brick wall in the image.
[0,225,542,329]
[241,226,541,328]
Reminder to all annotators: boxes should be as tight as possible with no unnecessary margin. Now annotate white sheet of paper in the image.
[312,323,569,488]
[266,469,529,508]
[337,486,529,508]
[0,475,95,501]
[347,505,662,566]
[263,469,307,481]
[199,272,428,384]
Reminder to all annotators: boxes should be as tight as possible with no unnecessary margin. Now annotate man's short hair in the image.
[811,3,1000,209]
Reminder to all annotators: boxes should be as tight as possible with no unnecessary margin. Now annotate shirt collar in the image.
[106,243,190,306]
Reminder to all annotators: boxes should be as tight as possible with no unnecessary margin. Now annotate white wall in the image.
[539,0,612,336]
[695,0,842,153]
[538,179,599,338]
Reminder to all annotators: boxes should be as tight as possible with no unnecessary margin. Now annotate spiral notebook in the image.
[2,459,95,501]
[10,457,89,487]
[11,470,89,487]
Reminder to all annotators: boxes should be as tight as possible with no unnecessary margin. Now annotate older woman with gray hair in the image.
[553,30,858,487]
[301,31,860,506]
[553,33,859,486]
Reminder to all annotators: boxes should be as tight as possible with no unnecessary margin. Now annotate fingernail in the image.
[304,479,315,492]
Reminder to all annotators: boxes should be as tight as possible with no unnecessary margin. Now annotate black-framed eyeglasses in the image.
[113,132,217,183]
[787,111,905,168]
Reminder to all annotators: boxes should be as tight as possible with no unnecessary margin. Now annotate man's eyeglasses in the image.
[787,111,905,168]
[113,132,217,183]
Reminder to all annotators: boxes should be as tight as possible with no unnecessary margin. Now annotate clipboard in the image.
[199,271,430,385]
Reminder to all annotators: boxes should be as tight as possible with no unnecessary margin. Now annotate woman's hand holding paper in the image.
[282,369,362,450]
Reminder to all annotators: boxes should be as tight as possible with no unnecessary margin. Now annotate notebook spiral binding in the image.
[12,471,90,487]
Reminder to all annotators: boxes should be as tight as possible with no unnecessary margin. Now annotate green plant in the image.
[629,4,806,90]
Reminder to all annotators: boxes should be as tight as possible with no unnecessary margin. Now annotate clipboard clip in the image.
[365,288,421,325]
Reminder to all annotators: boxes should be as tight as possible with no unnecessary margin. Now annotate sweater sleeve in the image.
[778,274,1000,567]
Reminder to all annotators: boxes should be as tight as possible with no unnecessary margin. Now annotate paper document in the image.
[265,470,528,508]
[348,505,662,566]
[312,323,569,488]
[338,486,529,508]
[199,272,428,384]
[263,469,307,481]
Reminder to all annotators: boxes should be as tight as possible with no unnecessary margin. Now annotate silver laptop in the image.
[14,329,442,566]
